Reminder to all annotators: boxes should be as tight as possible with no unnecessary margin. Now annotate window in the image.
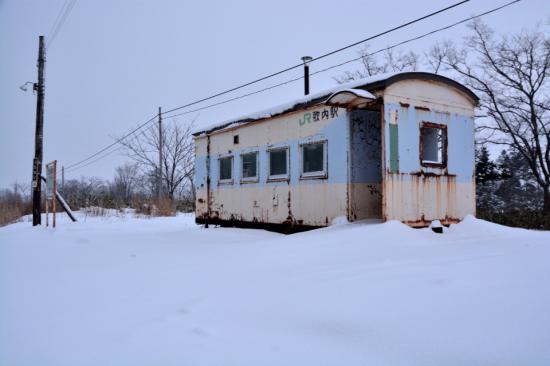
[233,135,239,144]
[219,156,233,183]
[301,141,327,178]
[420,123,447,168]
[241,152,258,182]
[268,148,289,180]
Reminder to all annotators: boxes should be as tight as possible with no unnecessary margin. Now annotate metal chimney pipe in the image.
[301,56,312,95]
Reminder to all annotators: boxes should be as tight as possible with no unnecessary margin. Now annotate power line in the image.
[160,0,470,116]
[47,0,77,49]
[60,0,521,175]
[160,0,521,122]
[62,0,521,176]
[64,147,125,174]
[307,0,523,80]
[47,0,70,40]
[59,1,470,175]
[63,114,158,171]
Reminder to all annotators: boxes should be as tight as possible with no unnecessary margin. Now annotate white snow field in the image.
[1,212,549,366]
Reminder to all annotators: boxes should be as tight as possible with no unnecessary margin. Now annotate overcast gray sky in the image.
[0,0,547,188]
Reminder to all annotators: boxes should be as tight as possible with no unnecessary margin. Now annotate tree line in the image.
[0,118,195,226]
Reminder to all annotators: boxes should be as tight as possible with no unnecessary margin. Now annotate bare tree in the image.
[119,119,195,200]
[334,44,421,83]
[424,40,453,75]
[430,21,550,213]
[112,163,140,205]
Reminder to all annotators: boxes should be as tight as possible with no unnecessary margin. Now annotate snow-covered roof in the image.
[192,72,478,136]
[325,88,377,107]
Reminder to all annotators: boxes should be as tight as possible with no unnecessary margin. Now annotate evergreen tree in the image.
[475,146,502,214]
[495,150,543,211]
[475,146,500,184]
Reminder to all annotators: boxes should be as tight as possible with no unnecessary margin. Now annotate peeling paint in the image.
[195,76,477,230]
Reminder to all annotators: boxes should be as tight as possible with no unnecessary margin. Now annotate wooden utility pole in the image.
[158,106,163,200]
[32,36,46,226]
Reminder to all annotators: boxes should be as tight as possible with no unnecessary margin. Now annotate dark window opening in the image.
[219,156,233,181]
[241,152,258,180]
[302,142,326,177]
[420,123,447,168]
[233,135,239,144]
[269,148,288,178]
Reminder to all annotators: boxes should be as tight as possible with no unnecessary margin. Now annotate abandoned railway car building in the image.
[193,72,479,231]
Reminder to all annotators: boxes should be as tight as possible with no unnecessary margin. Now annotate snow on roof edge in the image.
[191,72,398,136]
[327,88,377,101]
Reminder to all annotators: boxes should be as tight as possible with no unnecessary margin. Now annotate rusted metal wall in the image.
[195,77,476,230]
[194,105,351,228]
[382,79,476,226]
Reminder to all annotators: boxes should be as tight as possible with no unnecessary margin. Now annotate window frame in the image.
[300,140,328,179]
[267,146,290,182]
[419,122,448,169]
[240,151,259,183]
[218,154,234,185]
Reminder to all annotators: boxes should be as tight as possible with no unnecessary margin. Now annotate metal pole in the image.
[304,64,310,96]
[32,36,46,226]
[301,56,312,96]
[158,106,163,201]
[61,165,65,193]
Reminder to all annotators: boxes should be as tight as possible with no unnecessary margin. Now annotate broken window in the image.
[269,148,288,180]
[301,141,326,178]
[219,156,233,182]
[420,123,447,167]
[241,152,258,181]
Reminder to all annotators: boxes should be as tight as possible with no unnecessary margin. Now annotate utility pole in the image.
[32,36,46,226]
[158,106,163,201]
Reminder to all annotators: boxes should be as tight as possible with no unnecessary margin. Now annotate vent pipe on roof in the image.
[301,56,312,96]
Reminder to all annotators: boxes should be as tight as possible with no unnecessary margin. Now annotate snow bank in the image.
[1,213,549,365]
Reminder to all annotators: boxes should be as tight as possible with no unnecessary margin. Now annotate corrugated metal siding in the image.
[195,105,350,227]
[382,79,476,225]
[195,77,477,229]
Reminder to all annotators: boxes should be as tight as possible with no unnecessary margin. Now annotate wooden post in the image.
[32,36,46,226]
[45,198,49,227]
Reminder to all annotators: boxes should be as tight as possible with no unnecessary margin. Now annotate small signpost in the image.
[45,160,57,228]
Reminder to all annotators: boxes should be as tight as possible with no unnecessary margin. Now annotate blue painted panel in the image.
[447,114,475,178]
[198,112,351,189]
[384,102,474,183]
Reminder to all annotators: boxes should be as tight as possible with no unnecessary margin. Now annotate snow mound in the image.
[331,216,349,226]
[1,213,549,365]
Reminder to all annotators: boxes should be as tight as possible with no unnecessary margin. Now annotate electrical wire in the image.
[47,0,78,49]
[47,0,70,41]
[59,1,470,175]
[160,0,470,116]
[62,114,158,171]
[64,146,125,174]
[160,0,522,122]
[60,0,521,175]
